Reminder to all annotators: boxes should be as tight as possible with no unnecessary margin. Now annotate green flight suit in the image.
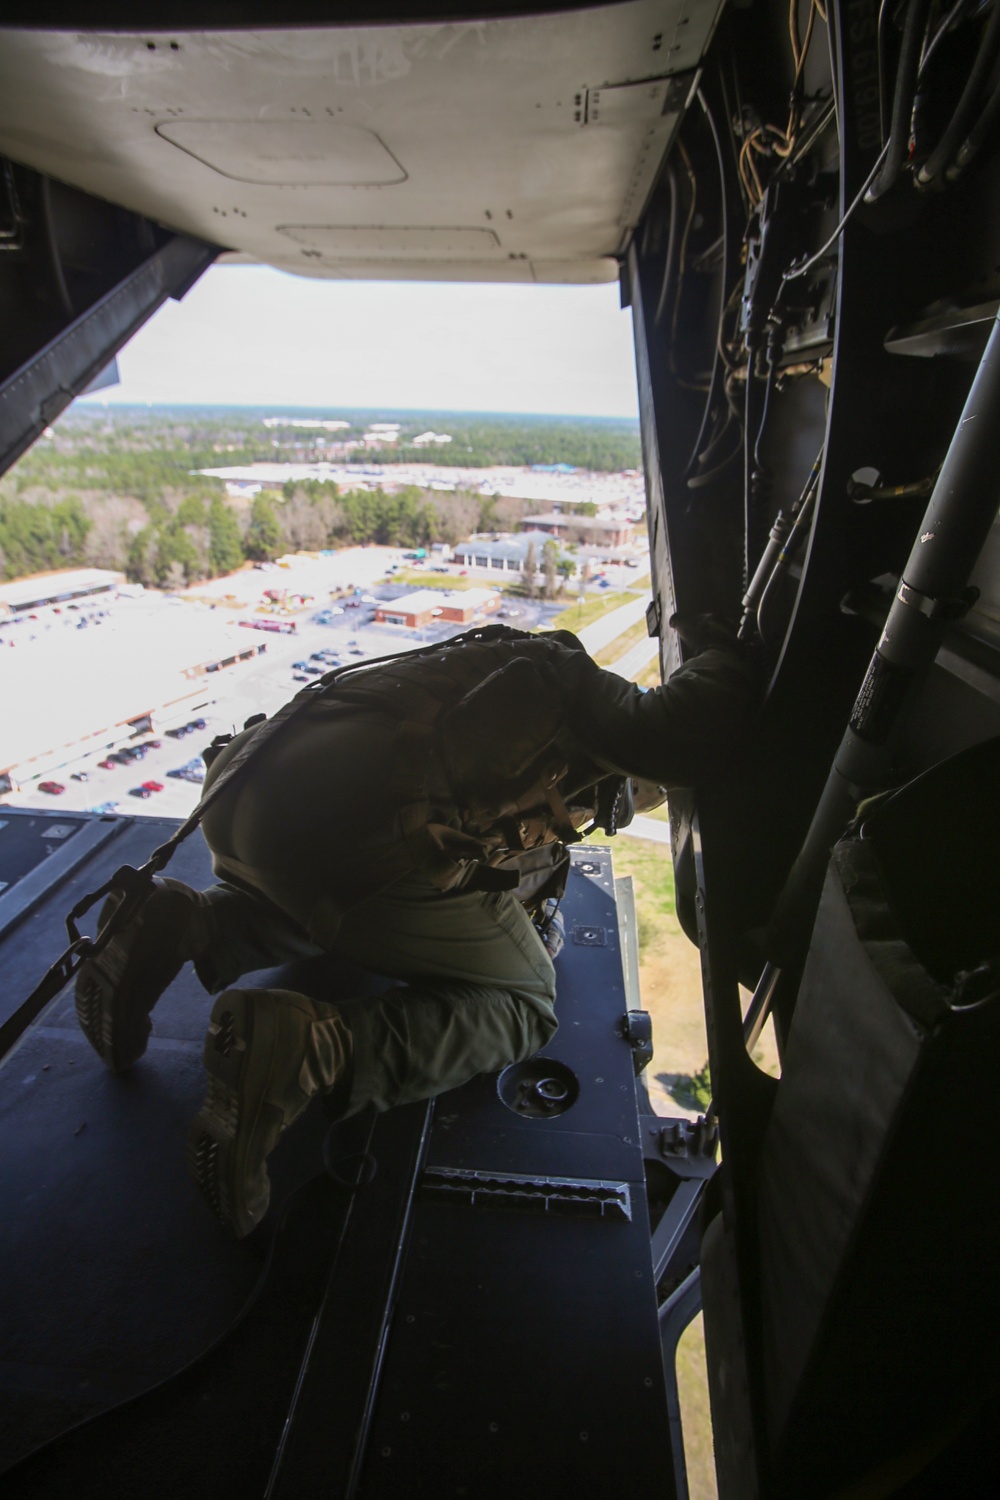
[190,629,752,1116]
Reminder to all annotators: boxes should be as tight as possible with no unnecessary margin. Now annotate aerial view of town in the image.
[0,405,652,812]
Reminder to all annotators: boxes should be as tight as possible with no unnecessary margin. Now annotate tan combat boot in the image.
[75,877,212,1073]
[187,988,352,1239]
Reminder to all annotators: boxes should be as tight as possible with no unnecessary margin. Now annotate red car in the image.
[141,780,164,793]
[38,780,65,795]
[98,758,118,770]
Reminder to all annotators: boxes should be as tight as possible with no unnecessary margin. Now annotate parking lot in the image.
[1,552,570,820]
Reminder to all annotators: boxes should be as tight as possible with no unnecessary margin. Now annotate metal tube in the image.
[764,310,1000,967]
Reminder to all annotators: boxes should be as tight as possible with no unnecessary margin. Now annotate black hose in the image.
[949,64,1000,175]
[867,0,934,201]
[918,0,1000,184]
[653,163,680,328]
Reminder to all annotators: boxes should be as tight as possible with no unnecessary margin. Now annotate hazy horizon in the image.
[76,402,639,425]
[75,266,641,420]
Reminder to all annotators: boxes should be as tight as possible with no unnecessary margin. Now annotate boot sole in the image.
[75,883,189,1072]
[75,940,155,1074]
[188,991,271,1240]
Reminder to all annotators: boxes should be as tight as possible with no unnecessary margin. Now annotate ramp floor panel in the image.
[0,813,674,1496]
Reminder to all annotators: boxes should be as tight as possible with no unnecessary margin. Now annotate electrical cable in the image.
[752,356,778,474]
[0,159,25,251]
[652,162,680,328]
[683,86,733,482]
[668,139,698,350]
[781,142,889,283]
[918,0,1000,183]
[866,0,934,201]
[757,476,820,648]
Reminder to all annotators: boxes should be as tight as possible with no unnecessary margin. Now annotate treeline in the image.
[0,404,637,585]
[0,496,91,580]
[0,481,529,586]
[48,406,642,473]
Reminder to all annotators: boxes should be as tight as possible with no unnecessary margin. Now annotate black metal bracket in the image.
[623,1008,654,1074]
[0,232,218,478]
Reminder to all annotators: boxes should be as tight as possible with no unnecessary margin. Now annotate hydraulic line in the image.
[949,67,1000,175]
[756,481,818,647]
[866,0,934,201]
[763,307,1000,973]
[918,0,1000,184]
[737,450,822,642]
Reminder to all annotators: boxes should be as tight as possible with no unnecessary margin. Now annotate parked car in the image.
[292,672,309,682]
[90,801,120,815]
[292,660,310,670]
[70,771,89,782]
[97,758,117,770]
[141,780,164,793]
[38,780,65,795]
[129,786,152,799]
[349,645,366,656]
[191,719,206,731]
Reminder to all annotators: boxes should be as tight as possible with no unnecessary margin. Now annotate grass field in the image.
[549,589,641,632]
[594,616,648,667]
[387,569,493,590]
[635,653,662,688]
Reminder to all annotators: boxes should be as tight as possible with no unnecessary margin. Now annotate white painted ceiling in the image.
[0,2,722,283]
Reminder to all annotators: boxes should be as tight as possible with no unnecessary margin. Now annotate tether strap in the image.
[2,624,536,1064]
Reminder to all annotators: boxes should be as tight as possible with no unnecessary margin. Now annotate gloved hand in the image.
[668,612,740,655]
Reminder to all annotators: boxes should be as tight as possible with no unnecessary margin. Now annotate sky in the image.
[82,265,641,419]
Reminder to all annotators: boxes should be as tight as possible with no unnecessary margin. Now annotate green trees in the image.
[208,498,244,575]
[521,539,538,599]
[0,407,643,586]
[0,496,91,579]
[126,518,205,587]
[245,495,284,562]
[543,538,561,600]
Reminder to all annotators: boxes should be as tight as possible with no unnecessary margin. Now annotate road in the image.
[576,594,650,655]
[608,635,659,681]
[618,814,670,845]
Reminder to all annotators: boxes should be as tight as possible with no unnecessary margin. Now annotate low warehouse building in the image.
[375,588,501,629]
